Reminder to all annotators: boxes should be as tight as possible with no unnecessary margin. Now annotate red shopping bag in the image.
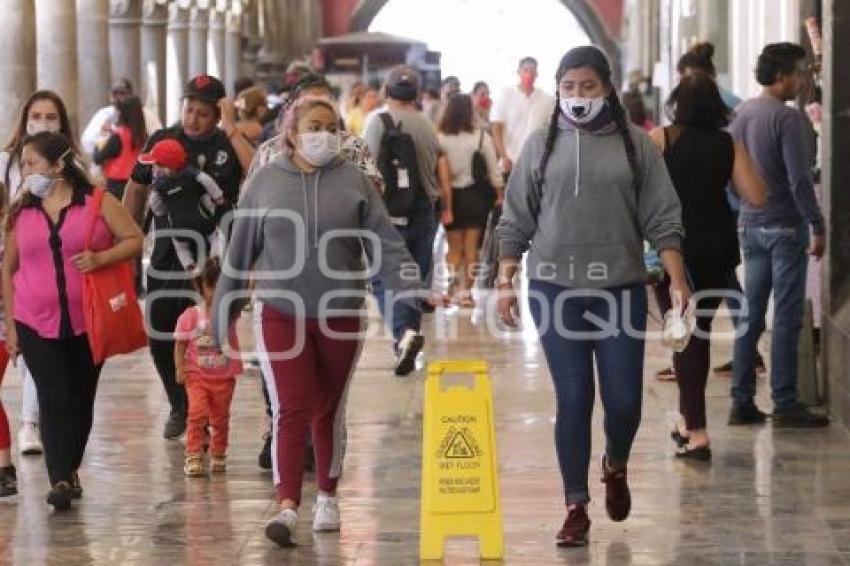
[82,188,147,364]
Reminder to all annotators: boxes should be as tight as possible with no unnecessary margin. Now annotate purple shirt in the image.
[729,94,824,235]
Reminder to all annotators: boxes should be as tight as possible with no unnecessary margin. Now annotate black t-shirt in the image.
[662,126,737,276]
[131,125,243,282]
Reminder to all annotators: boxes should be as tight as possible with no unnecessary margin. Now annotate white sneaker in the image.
[312,493,341,532]
[265,508,298,547]
[394,329,424,377]
[18,423,43,456]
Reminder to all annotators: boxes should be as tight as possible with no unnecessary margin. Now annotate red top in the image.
[103,126,141,181]
[175,305,243,380]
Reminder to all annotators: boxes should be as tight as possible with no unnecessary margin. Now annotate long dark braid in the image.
[607,90,642,195]
[536,92,563,190]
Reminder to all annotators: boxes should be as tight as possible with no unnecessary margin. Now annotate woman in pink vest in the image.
[93,95,148,199]
[2,132,143,511]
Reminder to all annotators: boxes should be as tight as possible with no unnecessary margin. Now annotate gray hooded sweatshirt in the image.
[211,154,420,339]
[496,121,684,289]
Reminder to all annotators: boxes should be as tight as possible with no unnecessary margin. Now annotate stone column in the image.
[207,3,226,80]
[141,0,168,124]
[307,0,323,55]
[299,0,322,59]
[241,0,262,78]
[256,0,290,82]
[188,4,209,77]
[36,0,80,130]
[224,3,243,95]
[76,0,111,129]
[166,1,190,124]
[0,0,36,137]
[288,0,305,60]
[109,0,142,92]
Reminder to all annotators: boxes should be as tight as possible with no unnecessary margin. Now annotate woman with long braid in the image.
[496,46,688,547]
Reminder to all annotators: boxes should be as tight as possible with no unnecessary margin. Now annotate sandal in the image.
[655,366,677,381]
[670,429,689,449]
[675,444,711,461]
[184,454,205,477]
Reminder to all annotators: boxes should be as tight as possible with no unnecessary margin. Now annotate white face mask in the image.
[24,173,55,199]
[560,96,607,124]
[26,120,61,137]
[297,131,340,167]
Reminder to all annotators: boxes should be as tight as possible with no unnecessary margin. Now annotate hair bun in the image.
[690,42,715,62]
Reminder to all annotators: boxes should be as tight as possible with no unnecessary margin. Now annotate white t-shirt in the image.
[491,86,555,162]
[0,151,23,198]
[81,105,162,156]
[438,130,503,190]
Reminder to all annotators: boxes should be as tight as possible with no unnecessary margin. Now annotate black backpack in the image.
[377,113,425,217]
[471,130,496,204]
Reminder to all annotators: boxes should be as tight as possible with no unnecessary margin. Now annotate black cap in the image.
[386,65,421,102]
[183,74,226,105]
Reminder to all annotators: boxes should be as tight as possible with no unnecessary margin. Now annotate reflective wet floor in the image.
[0,296,848,565]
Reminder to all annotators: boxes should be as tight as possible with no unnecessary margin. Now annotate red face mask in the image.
[477,96,492,111]
[520,71,536,89]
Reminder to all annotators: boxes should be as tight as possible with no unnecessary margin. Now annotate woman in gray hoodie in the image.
[211,97,419,548]
[495,46,689,546]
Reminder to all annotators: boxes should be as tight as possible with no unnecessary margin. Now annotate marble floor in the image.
[0,294,848,566]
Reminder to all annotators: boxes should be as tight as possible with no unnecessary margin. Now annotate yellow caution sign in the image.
[420,360,503,560]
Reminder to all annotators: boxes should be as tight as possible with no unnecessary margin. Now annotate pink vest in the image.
[13,191,113,339]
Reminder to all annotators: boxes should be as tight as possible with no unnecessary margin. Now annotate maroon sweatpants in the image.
[254,303,363,504]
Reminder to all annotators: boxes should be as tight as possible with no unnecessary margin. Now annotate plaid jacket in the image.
[249,132,384,192]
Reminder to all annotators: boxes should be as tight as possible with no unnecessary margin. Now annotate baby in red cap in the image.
[139,139,226,270]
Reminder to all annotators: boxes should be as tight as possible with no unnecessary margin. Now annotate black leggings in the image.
[17,323,103,485]
[654,269,729,430]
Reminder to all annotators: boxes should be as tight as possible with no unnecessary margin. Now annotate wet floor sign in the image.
[420,360,503,560]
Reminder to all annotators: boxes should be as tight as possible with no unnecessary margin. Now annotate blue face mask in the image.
[25,173,55,199]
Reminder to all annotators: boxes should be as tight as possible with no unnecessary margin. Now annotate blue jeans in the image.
[372,198,437,344]
[731,224,808,411]
[528,280,647,505]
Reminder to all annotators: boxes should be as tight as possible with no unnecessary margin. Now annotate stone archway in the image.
[348,0,623,85]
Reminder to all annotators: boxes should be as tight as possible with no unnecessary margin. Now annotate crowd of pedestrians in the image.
[0,36,830,552]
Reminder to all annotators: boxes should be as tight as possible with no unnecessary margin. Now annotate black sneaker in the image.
[258,433,272,470]
[394,329,424,377]
[0,466,17,499]
[728,403,767,425]
[773,404,830,428]
[70,471,83,499]
[47,481,72,511]
[163,412,186,440]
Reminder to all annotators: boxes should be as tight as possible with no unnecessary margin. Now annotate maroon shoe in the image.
[601,456,631,522]
[556,504,590,547]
